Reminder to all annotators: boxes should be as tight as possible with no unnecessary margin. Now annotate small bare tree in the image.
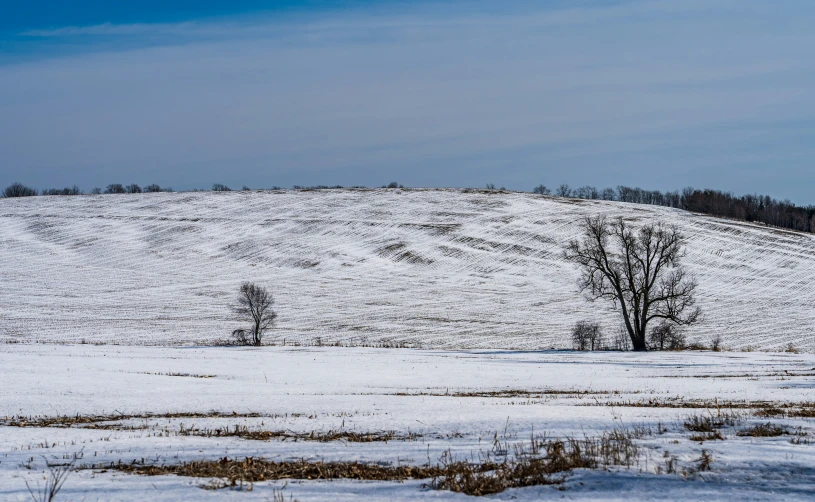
[564,216,701,351]
[648,322,685,350]
[233,282,277,346]
[572,321,603,351]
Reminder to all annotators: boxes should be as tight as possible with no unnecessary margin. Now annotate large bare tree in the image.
[564,216,701,351]
[233,282,277,346]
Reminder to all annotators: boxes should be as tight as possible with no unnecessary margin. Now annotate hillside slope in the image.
[1,189,813,350]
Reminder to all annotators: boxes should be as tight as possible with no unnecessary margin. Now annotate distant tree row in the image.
[534,184,815,234]
[98,183,173,194]
[1,182,174,197]
[5,179,812,233]
[1,182,402,198]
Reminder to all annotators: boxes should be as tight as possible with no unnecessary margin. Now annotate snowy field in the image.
[1,188,814,350]
[2,345,815,500]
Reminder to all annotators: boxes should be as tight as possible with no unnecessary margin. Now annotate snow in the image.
[1,345,815,500]
[1,188,814,350]
[2,189,815,499]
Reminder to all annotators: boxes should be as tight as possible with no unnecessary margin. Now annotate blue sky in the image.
[2,0,814,202]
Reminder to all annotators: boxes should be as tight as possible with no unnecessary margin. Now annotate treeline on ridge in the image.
[532,183,815,234]
[3,181,813,233]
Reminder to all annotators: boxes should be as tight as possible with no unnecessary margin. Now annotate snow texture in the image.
[1,188,814,350]
[1,345,814,500]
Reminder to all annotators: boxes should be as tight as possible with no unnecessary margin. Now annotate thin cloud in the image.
[1,0,814,202]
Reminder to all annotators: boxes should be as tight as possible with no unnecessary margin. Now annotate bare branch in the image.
[563,217,701,351]
[233,282,277,346]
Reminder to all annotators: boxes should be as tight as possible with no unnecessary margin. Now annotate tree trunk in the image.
[629,328,647,351]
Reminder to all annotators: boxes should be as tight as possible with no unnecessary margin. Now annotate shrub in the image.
[212,183,232,192]
[648,322,686,350]
[611,327,632,351]
[105,184,126,194]
[572,321,603,351]
[42,186,81,196]
[3,182,37,197]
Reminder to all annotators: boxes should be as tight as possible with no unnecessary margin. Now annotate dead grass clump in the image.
[394,388,607,398]
[737,423,787,437]
[454,389,605,398]
[788,408,815,418]
[431,431,642,496]
[140,371,216,378]
[755,406,785,418]
[200,426,419,443]
[98,429,647,496]
[689,432,725,442]
[3,411,262,429]
[696,450,713,471]
[429,456,554,496]
[100,457,446,483]
[683,412,740,433]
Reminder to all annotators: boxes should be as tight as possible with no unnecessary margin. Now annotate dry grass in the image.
[393,388,609,398]
[756,404,815,418]
[696,450,713,471]
[587,399,815,412]
[431,431,643,496]
[2,413,420,443]
[96,457,449,483]
[95,428,647,496]
[137,371,216,378]
[188,425,420,443]
[689,432,725,442]
[2,411,262,429]
[737,423,787,437]
[683,412,741,433]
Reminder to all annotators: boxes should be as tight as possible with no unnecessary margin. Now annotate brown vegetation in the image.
[91,429,648,496]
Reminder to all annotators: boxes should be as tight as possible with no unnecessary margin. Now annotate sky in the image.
[1,0,814,203]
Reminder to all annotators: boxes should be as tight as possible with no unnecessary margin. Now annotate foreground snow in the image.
[1,189,814,350]
[1,345,814,500]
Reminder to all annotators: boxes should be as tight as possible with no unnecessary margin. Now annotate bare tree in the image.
[3,182,37,197]
[233,282,277,346]
[572,320,603,351]
[532,184,551,195]
[648,322,685,350]
[564,216,701,351]
[556,184,572,197]
[105,184,126,194]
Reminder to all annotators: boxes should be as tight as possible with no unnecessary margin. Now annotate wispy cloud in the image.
[2,0,815,201]
[20,22,199,38]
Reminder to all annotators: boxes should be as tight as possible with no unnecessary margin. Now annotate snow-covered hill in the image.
[1,189,813,350]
